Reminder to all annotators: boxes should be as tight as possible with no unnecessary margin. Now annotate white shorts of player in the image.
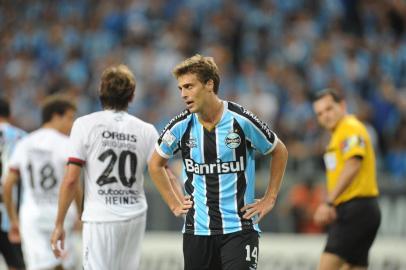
[82,213,146,270]
[20,220,76,270]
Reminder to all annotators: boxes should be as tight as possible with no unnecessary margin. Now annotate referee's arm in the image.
[326,156,362,204]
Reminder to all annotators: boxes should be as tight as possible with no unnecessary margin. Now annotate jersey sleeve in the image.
[68,119,86,165]
[146,124,159,162]
[156,110,190,159]
[340,133,366,161]
[239,108,278,155]
[7,140,25,173]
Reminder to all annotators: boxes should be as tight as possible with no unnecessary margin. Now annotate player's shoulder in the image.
[162,109,192,131]
[127,114,158,136]
[226,101,264,126]
[0,123,27,139]
[340,115,368,134]
[74,111,102,124]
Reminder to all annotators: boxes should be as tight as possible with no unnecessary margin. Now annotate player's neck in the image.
[197,98,223,131]
[42,121,66,135]
[42,122,58,131]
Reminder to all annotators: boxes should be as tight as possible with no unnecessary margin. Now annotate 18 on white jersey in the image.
[69,110,158,222]
[8,128,77,230]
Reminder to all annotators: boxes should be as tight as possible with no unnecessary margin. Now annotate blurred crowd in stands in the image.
[1,0,406,183]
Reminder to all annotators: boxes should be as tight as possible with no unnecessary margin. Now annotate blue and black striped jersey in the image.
[0,123,26,231]
[156,101,278,235]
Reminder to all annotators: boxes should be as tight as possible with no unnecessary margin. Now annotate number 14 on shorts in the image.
[245,244,258,264]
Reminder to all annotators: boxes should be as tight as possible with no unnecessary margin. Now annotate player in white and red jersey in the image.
[3,96,79,270]
[51,65,159,270]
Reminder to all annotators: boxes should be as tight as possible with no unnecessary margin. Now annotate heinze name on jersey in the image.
[184,156,245,175]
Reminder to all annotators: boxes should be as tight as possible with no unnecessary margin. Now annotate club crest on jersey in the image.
[186,137,197,148]
[162,130,176,147]
[225,132,241,149]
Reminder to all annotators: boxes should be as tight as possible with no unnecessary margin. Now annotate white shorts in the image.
[20,222,76,270]
[82,214,146,270]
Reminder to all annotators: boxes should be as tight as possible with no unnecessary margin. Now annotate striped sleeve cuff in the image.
[67,157,86,166]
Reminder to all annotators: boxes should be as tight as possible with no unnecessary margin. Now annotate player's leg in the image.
[220,229,259,270]
[82,222,115,270]
[318,252,345,270]
[20,219,64,270]
[53,265,64,270]
[340,264,367,270]
[0,230,25,270]
[120,214,147,269]
[183,234,220,270]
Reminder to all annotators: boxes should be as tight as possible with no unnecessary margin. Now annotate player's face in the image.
[177,73,213,113]
[59,109,76,135]
[313,95,345,131]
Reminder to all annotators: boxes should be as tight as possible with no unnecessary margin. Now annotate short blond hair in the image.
[100,64,136,110]
[172,54,220,94]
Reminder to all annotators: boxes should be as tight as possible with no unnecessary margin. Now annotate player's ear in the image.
[205,79,214,92]
[340,100,347,112]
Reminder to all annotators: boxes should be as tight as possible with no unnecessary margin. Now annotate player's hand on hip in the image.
[241,197,276,224]
[50,225,66,258]
[8,222,21,244]
[172,195,193,217]
[313,203,337,226]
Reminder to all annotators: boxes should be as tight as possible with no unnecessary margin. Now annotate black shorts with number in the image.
[183,229,259,270]
[325,197,381,267]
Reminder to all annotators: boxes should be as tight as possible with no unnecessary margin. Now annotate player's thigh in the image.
[0,230,25,269]
[20,225,62,270]
[120,215,146,269]
[83,215,146,270]
[221,229,259,270]
[183,234,221,270]
[318,252,345,270]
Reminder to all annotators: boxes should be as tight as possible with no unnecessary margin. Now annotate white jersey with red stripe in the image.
[68,110,158,222]
[8,128,77,231]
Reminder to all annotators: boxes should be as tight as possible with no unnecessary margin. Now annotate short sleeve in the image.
[340,134,366,161]
[239,110,278,154]
[68,119,86,165]
[155,110,190,159]
[156,126,181,159]
[7,140,25,172]
[228,102,278,155]
[146,125,159,162]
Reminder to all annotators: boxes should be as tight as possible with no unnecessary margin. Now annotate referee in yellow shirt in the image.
[312,88,381,270]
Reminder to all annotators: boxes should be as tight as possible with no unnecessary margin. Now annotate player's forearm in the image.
[327,157,361,203]
[3,173,19,224]
[3,179,18,223]
[149,165,182,211]
[165,166,185,201]
[55,177,78,227]
[74,182,83,215]
[265,140,288,201]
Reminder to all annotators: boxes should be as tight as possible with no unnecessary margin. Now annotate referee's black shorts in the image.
[325,197,381,267]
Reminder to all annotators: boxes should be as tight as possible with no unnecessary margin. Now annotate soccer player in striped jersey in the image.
[0,98,26,270]
[51,65,159,270]
[3,96,79,270]
[148,55,288,270]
